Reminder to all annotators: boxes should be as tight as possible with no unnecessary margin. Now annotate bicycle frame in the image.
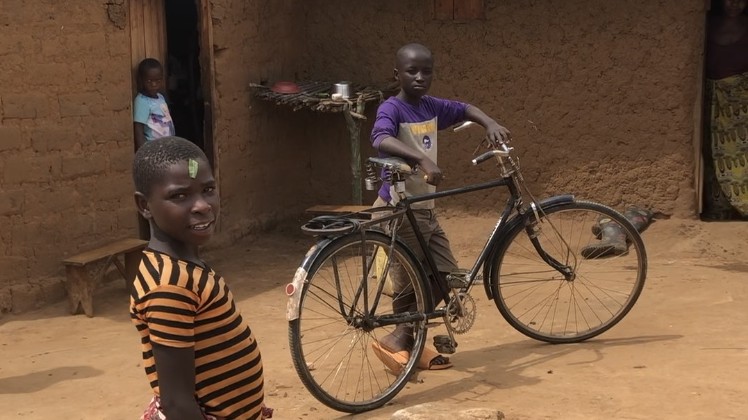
[286,172,575,324]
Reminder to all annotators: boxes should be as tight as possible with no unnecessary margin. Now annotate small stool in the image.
[62,238,148,317]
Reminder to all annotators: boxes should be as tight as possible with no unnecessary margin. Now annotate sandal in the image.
[371,341,409,375]
[417,347,453,370]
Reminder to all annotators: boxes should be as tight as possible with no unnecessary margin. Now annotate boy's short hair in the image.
[133,136,209,196]
[136,58,163,77]
[136,58,164,91]
[396,43,432,64]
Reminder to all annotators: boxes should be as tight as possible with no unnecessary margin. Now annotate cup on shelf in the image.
[332,82,351,99]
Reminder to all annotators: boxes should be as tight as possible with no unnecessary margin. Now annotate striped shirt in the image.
[130,249,264,419]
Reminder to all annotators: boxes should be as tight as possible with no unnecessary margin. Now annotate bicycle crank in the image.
[446,293,476,334]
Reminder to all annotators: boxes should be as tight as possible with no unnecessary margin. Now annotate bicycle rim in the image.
[289,232,428,412]
[492,201,647,343]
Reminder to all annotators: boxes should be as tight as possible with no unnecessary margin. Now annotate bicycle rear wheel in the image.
[490,200,646,343]
[289,231,430,413]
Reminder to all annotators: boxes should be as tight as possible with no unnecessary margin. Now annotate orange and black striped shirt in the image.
[130,249,264,419]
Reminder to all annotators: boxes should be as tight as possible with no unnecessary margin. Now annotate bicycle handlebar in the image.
[472,148,511,165]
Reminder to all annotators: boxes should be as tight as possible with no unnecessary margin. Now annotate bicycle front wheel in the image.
[289,231,430,413]
[490,200,647,343]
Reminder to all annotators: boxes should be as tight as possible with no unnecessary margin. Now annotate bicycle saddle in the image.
[368,157,415,174]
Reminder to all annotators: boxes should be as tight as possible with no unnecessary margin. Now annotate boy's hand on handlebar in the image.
[485,122,511,145]
[418,157,443,186]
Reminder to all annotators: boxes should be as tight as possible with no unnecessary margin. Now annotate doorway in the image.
[130,0,217,239]
[699,0,748,221]
[164,0,204,152]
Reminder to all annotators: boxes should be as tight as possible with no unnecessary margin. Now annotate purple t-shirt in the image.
[370,96,468,205]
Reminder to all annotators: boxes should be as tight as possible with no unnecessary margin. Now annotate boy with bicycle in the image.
[370,43,511,371]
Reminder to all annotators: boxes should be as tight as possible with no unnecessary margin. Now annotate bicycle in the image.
[285,122,647,413]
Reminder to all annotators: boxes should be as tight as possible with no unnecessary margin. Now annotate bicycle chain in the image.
[446,292,477,334]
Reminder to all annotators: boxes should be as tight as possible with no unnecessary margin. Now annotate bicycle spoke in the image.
[494,202,645,343]
[290,232,427,412]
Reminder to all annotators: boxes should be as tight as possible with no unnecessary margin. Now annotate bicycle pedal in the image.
[425,322,442,328]
[433,334,457,354]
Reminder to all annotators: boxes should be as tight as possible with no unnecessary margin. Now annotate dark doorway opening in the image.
[700,0,748,221]
[164,0,205,152]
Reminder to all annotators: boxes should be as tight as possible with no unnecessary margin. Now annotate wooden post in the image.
[344,106,363,204]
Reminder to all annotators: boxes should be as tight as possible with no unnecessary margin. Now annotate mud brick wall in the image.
[209,1,364,245]
[298,0,707,216]
[0,0,709,314]
[0,1,134,313]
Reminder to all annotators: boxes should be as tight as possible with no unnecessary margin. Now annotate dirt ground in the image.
[1,211,747,420]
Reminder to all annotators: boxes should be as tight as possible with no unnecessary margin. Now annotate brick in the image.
[0,189,24,216]
[84,115,132,145]
[117,207,138,232]
[0,215,13,244]
[61,153,108,179]
[42,32,107,60]
[109,145,134,173]
[3,154,61,183]
[85,55,132,85]
[0,125,24,151]
[105,32,130,58]
[27,62,87,87]
[0,256,28,283]
[0,289,10,313]
[11,216,61,245]
[39,278,66,304]
[0,55,24,87]
[23,187,77,218]
[31,124,79,152]
[1,93,52,119]
[29,244,66,278]
[103,88,133,112]
[0,33,40,56]
[65,213,98,239]
[94,172,132,202]
[10,284,42,314]
[58,92,101,117]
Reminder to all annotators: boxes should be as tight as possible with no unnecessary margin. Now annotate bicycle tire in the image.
[490,200,647,343]
[289,231,430,413]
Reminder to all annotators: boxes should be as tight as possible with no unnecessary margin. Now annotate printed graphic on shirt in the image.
[389,117,439,209]
[148,103,174,138]
[408,120,437,137]
[422,135,432,150]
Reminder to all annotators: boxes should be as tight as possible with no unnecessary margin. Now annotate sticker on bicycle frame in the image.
[286,266,308,321]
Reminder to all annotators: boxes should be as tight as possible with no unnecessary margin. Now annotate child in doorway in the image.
[131,137,272,419]
[370,43,511,372]
[133,58,176,150]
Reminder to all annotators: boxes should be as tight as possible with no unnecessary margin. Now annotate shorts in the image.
[373,197,458,274]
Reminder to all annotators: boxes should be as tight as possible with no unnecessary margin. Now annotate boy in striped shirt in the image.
[131,137,271,419]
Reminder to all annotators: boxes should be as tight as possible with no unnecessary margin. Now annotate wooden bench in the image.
[62,238,148,317]
[305,205,375,220]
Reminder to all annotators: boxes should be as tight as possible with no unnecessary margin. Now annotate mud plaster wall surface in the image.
[0,0,707,314]
[297,0,706,216]
[0,1,134,312]
[209,0,369,245]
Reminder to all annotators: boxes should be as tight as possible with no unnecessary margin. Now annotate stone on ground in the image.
[390,403,505,420]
